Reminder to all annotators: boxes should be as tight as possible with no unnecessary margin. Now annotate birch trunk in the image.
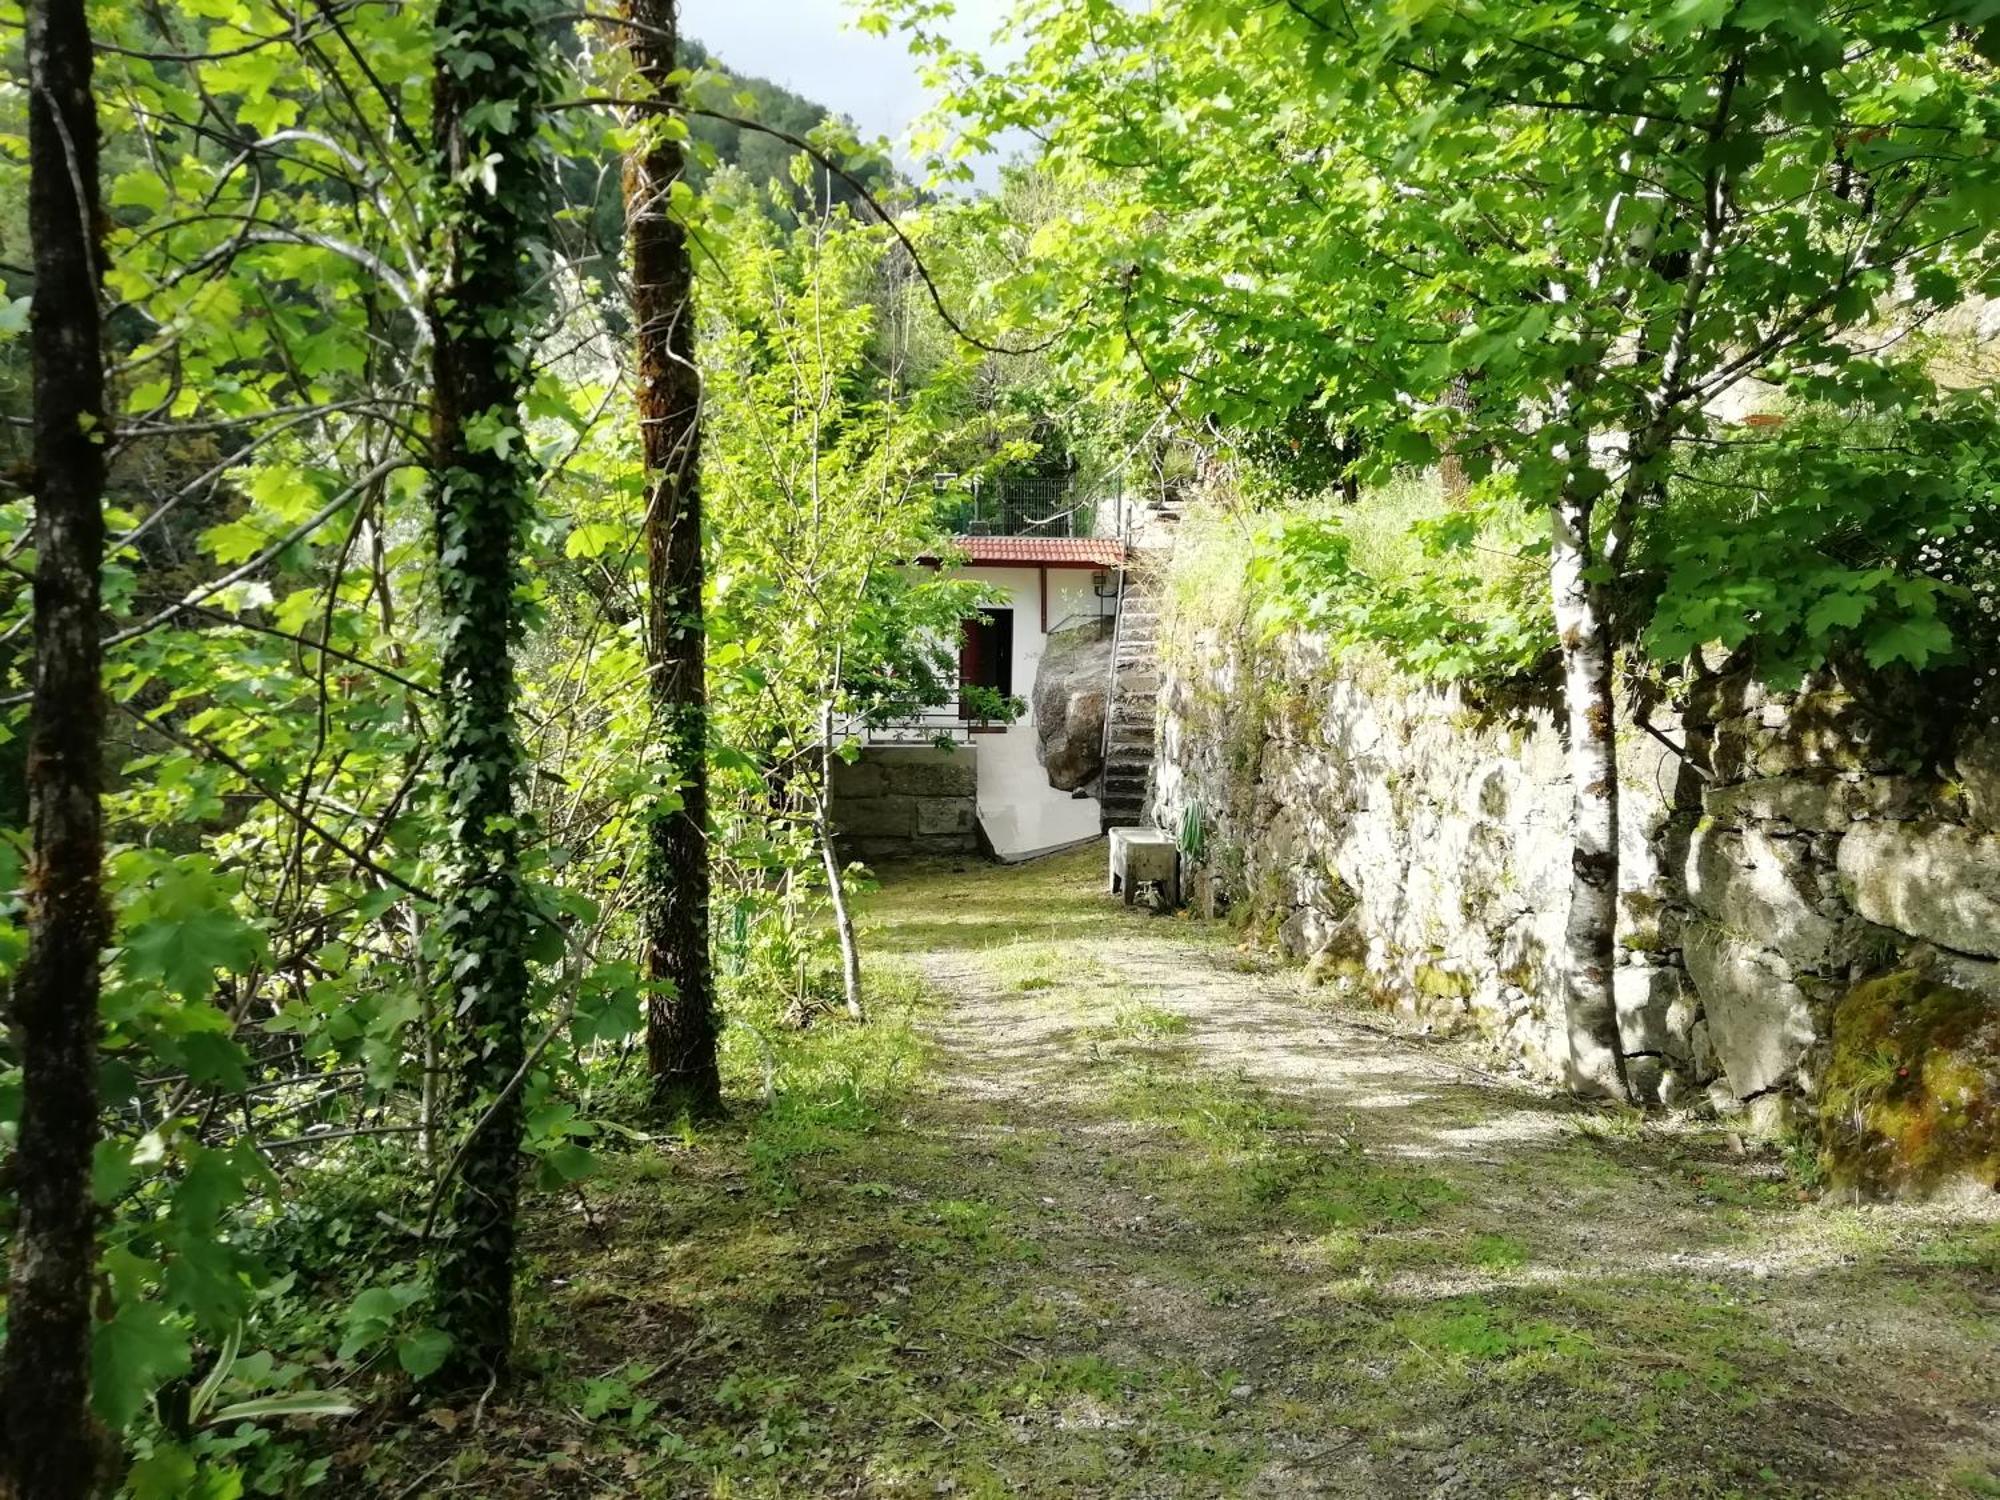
[1549,491,1632,1101]
[818,700,864,1021]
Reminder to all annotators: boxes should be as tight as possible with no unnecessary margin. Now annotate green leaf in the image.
[126,1447,199,1500]
[1803,592,1869,635]
[110,171,168,215]
[564,522,625,560]
[1862,615,1952,669]
[92,1300,192,1429]
[198,518,270,566]
[206,1390,360,1425]
[395,1328,453,1381]
[121,863,263,1001]
[93,1137,136,1205]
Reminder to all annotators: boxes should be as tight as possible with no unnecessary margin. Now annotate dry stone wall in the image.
[1154,623,2000,1159]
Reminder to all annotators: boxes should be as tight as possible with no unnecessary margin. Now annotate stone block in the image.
[1614,965,1697,1061]
[1837,821,2000,959]
[829,757,887,798]
[1656,1067,1701,1111]
[1911,943,2000,1003]
[1683,920,1817,1099]
[849,836,913,863]
[1684,824,1842,970]
[879,747,978,798]
[1687,1019,1719,1082]
[914,798,976,836]
[1957,727,2000,831]
[1624,1054,1666,1106]
[833,798,914,838]
[1702,774,1925,832]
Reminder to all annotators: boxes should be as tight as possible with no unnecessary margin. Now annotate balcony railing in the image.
[837,709,980,748]
[937,474,1077,537]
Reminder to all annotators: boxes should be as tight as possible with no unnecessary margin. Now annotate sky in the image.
[678,0,1019,183]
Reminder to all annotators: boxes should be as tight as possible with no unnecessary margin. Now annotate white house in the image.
[944,536,1125,860]
[845,534,1127,862]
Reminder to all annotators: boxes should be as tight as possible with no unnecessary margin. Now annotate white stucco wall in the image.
[963,564,1113,860]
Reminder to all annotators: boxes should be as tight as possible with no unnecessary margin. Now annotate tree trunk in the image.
[622,0,719,1117]
[818,701,864,1021]
[426,0,547,1385]
[1548,491,1632,1102]
[1437,371,1475,504]
[4,0,110,1490]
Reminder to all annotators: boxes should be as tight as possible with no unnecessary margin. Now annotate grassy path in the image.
[377,847,2000,1498]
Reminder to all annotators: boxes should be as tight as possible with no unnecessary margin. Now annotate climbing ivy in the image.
[423,0,558,1383]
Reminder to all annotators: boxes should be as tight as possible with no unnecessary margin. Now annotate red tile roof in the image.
[931,536,1126,568]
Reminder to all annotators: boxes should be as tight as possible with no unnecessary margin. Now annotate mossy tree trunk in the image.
[621,0,720,1117]
[426,0,549,1385]
[4,0,109,1486]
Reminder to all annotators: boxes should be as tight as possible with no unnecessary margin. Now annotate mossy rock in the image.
[1413,963,1474,1000]
[1820,970,2000,1200]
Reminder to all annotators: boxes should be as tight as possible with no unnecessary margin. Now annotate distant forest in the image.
[683,39,902,219]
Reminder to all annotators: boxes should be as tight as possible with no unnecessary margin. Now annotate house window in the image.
[958,608,1013,722]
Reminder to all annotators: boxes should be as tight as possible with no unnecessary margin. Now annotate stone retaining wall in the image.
[830,745,980,862]
[1154,623,2000,1158]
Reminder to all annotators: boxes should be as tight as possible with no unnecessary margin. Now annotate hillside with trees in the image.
[0,1,1996,1497]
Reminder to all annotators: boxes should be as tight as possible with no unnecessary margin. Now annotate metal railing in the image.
[936,474,1079,537]
[1097,496,1136,815]
[837,709,978,748]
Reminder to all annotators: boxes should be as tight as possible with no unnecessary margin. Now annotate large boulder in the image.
[1683,824,1845,970]
[1821,969,2000,1199]
[1837,821,2000,959]
[1683,919,1817,1099]
[1033,618,1113,792]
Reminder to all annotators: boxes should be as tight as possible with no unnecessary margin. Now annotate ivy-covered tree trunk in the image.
[3,0,110,1489]
[426,0,547,1384]
[622,0,720,1117]
[1549,488,1631,1102]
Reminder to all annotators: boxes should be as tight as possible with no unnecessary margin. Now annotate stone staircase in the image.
[1099,498,1183,829]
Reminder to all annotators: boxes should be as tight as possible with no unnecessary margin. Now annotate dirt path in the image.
[413,846,2000,1500]
[863,848,2000,1499]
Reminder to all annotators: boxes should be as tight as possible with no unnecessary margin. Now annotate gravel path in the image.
[866,846,2000,1498]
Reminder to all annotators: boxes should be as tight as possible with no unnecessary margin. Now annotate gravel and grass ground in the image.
[363,845,2000,1499]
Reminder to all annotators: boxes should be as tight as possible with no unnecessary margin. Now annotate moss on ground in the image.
[359,848,2000,1499]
